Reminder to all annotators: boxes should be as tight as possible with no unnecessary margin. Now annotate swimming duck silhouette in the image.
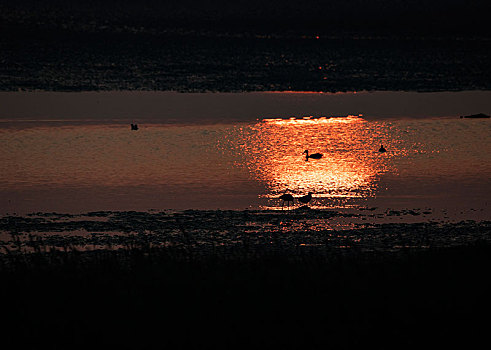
[378,145,386,153]
[304,150,323,161]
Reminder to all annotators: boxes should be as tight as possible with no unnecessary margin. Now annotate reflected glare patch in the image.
[236,115,394,208]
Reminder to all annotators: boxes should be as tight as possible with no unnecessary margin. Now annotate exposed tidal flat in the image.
[1,209,491,254]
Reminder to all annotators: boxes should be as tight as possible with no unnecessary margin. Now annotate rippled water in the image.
[219,115,491,213]
[3,34,491,92]
[1,93,490,217]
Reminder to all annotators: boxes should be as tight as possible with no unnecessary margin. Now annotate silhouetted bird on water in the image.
[379,145,386,153]
[131,123,139,130]
[279,189,295,210]
[304,150,323,161]
[298,192,312,205]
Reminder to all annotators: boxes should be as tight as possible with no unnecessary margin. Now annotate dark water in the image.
[2,33,491,92]
[3,1,491,93]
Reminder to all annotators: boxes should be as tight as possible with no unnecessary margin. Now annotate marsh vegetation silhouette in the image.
[131,123,139,130]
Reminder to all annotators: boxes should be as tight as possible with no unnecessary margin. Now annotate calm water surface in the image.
[1,92,490,219]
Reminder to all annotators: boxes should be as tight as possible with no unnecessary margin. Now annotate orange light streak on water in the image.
[2,110,488,215]
[237,116,395,208]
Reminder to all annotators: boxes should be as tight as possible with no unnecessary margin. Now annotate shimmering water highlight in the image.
[1,113,489,217]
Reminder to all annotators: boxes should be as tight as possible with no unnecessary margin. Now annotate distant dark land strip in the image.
[2,31,491,92]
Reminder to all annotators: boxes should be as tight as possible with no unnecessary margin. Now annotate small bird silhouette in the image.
[298,192,313,205]
[304,150,323,161]
[378,144,386,153]
[279,189,295,210]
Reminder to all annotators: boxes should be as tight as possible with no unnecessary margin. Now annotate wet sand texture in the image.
[1,210,490,253]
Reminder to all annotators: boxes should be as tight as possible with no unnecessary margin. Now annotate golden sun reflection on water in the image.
[1,115,489,214]
[237,116,395,208]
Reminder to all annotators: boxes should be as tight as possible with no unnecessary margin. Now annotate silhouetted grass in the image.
[1,241,490,349]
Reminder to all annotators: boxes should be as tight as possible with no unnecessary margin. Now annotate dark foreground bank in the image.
[1,242,490,349]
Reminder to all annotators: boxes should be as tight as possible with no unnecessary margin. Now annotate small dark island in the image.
[460,113,490,118]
